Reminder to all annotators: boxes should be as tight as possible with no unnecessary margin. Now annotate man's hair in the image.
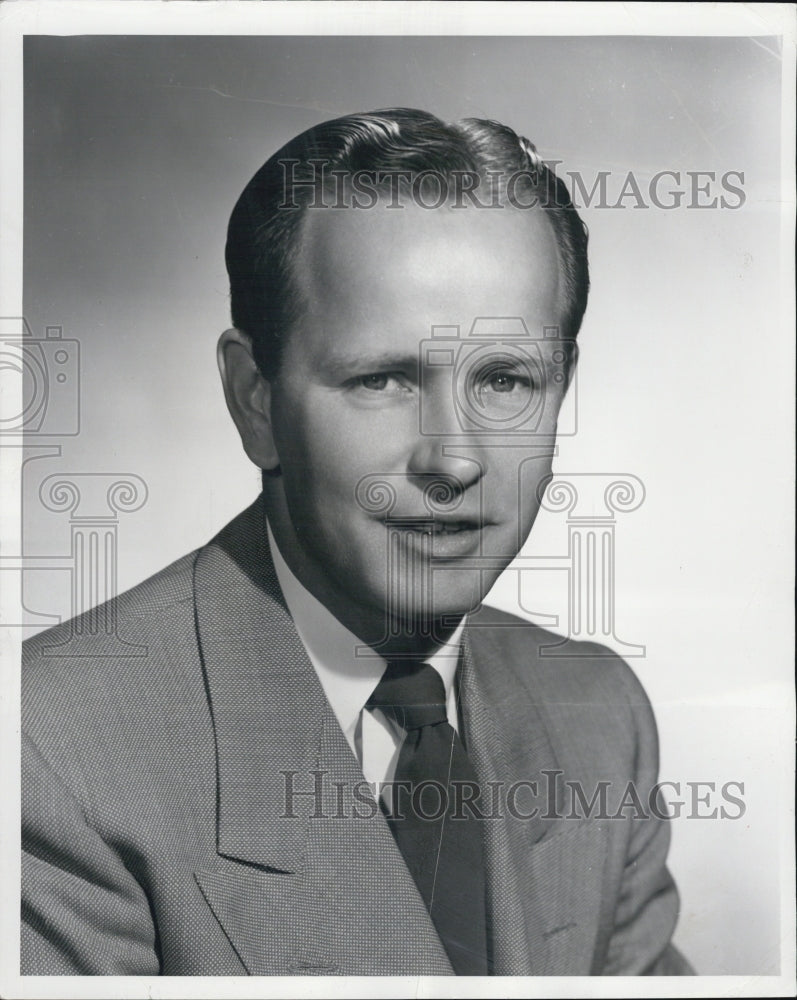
[226,108,589,380]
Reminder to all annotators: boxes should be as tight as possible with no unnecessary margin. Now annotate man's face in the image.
[264,199,570,637]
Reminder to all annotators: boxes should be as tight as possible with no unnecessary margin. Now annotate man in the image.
[22,108,692,976]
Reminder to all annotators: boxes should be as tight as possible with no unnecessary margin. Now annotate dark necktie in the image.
[367,660,489,975]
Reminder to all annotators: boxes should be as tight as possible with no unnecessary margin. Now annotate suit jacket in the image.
[22,496,692,976]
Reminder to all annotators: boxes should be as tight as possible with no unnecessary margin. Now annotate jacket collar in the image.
[193,496,322,871]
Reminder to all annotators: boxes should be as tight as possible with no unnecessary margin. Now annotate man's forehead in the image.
[294,199,563,328]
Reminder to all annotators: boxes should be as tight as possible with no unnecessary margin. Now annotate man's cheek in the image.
[515,464,549,534]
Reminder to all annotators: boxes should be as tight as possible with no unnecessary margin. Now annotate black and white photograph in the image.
[1,2,794,997]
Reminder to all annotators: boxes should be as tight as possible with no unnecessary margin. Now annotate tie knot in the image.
[367,660,447,731]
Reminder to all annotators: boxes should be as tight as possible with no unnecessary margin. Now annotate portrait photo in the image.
[1,3,794,999]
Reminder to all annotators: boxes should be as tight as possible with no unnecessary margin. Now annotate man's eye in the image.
[481,370,532,394]
[488,373,518,393]
[356,373,407,392]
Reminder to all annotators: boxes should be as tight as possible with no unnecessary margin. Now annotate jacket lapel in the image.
[192,499,452,975]
[461,622,607,976]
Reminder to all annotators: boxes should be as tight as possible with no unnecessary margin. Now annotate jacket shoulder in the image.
[470,602,645,693]
[468,603,657,760]
[23,548,198,660]
[22,549,205,764]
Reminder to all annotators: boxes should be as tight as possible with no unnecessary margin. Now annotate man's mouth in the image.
[378,516,491,559]
[382,519,485,535]
[413,521,479,535]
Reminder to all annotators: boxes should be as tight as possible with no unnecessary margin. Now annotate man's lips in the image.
[379,517,491,535]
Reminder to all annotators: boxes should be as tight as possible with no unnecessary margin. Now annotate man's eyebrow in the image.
[322,352,420,376]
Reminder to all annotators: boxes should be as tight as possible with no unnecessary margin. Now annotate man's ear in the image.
[217,328,281,471]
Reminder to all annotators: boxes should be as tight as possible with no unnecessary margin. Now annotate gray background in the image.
[21,34,788,974]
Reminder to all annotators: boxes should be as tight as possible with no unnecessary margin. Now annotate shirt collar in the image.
[266,520,465,741]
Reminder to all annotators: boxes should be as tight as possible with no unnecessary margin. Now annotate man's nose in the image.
[406,417,484,492]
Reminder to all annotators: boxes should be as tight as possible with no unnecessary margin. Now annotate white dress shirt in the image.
[267,522,464,801]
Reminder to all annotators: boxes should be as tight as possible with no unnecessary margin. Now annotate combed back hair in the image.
[226,108,589,379]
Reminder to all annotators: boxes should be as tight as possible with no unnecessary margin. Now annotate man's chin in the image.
[324,561,496,648]
[380,569,491,628]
